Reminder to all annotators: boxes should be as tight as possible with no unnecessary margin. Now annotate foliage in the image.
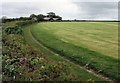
[1,12,62,23]
[2,21,78,81]
[30,58,39,66]
[19,17,30,21]
[47,12,62,20]
[2,55,22,79]
[37,14,45,21]
[40,62,76,81]
[5,26,22,35]
[30,14,37,19]
[47,12,56,18]
[16,20,36,26]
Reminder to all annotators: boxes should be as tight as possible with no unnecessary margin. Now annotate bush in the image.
[40,62,76,81]
[2,21,78,81]
[5,26,22,35]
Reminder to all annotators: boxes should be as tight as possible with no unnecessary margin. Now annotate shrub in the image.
[5,26,22,35]
[40,62,76,81]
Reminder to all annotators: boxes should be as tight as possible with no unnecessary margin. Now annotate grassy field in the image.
[23,24,106,81]
[25,22,119,81]
[36,22,118,58]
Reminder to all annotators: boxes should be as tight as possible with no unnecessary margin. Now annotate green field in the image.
[35,22,118,58]
[23,22,119,81]
[23,25,104,81]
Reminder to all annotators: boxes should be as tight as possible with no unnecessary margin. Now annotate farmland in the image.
[3,21,108,81]
[2,21,119,82]
[23,22,119,81]
[33,22,118,58]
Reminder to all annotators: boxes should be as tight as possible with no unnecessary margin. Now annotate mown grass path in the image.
[23,24,115,82]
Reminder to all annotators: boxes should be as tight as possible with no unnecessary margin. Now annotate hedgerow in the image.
[2,21,78,81]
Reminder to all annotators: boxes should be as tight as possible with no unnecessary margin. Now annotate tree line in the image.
[1,12,62,23]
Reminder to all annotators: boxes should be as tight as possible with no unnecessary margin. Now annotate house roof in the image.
[44,17,51,20]
[53,18,59,20]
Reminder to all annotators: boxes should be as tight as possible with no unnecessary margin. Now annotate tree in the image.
[1,16,7,23]
[47,12,55,18]
[30,14,36,19]
[54,15,62,20]
[2,16,7,19]
[37,14,45,21]
[19,17,30,21]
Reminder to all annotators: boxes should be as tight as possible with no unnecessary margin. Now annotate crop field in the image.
[23,22,119,81]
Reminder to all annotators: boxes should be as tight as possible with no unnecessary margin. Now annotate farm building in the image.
[53,18,59,20]
[44,17,61,21]
[44,17,52,21]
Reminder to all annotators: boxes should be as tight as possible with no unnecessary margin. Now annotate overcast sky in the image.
[0,0,119,20]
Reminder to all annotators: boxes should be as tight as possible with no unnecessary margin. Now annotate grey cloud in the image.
[1,1,119,20]
[74,2,118,20]
[2,2,42,17]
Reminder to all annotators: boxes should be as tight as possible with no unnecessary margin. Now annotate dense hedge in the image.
[5,26,22,35]
[2,21,78,81]
[4,20,36,35]
[16,20,36,26]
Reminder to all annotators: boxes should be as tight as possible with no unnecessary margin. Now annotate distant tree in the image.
[30,14,37,19]
[19,17,30,21]
[47,12,55,18]
[37,14,45,21]
[46,12,62,20]
[54,15,62,20]
[58,17,62,20]
[74,19,77,21]
[2,16,7,19]
[1,16,7,23]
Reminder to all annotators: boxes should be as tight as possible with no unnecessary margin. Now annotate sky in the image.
[0,0,119,20]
